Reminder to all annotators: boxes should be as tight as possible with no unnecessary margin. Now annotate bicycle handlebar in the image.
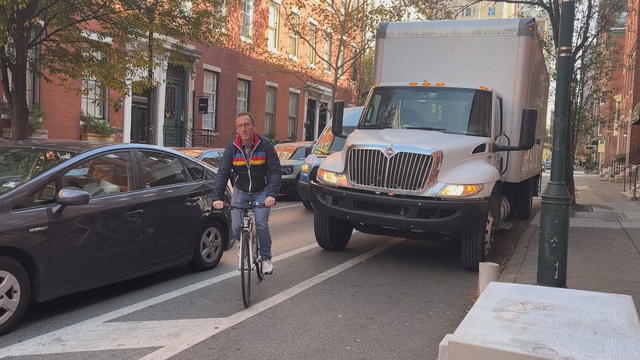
[219,201,271,210]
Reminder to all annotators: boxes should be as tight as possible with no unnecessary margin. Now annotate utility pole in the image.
[537,0,576,287]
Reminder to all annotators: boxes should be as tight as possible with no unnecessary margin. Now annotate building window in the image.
[464,7,474,17]
[350,46,358,81]
[241,0,254,40]
[323,33,332,71]
[265,86,277,135]
[308,24,317,65]
[237,79,250,114]
[337,44,344,77]
[289,13,300,58]
[267,2,279,51]
[288,92,299,139]
[203,70,218,130]
[487,7,496,16]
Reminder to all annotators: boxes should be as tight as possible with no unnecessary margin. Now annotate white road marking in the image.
[0,238,403,359]
[273,203,303,211]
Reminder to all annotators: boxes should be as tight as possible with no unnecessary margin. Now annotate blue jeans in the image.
[231,188,272,260]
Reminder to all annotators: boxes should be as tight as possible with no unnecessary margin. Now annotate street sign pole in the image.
[538,0,576,287]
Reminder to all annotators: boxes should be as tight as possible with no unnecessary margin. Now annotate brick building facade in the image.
[622,3,640,164]
[1,0,358,146]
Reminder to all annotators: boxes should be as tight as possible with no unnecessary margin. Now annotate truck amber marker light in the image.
[422,82,431,86]
[435,82,446,87]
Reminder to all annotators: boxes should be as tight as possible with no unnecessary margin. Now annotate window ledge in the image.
[269,47,279,54]
[289,54,299,62]
[240,36,253,44]
[308,63,317,69]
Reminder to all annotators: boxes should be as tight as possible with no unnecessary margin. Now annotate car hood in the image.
[280,159,304,166]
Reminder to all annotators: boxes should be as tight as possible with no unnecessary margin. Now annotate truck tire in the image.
[460,210,493,271]
[516,178,533,220]
[314,212,353,250]
[302,200,312,210]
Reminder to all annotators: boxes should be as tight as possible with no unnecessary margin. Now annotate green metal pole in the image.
[537,0,575,287]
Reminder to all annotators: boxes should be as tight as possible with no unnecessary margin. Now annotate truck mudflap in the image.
[310,181,488,234]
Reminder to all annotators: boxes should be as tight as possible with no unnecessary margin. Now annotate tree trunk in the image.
[10,33,30,140]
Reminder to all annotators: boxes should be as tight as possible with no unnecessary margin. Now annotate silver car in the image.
[274,141,314,198]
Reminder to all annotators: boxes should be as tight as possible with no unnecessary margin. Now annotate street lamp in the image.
[537,0,576,287]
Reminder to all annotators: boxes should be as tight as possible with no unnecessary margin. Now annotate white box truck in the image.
[309,18,549,271]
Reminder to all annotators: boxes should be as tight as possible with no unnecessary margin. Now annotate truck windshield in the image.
[360,87,492,137]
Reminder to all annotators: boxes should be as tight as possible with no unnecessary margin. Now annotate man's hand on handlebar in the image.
[213,200,224,209]
[265,196,276,207]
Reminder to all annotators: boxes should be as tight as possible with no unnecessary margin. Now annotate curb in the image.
[499,215,538,283]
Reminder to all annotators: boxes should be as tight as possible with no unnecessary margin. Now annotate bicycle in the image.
[225,201,266,308]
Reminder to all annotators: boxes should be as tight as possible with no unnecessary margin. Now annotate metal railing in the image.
[621,160,640,200]
[162,126,228,149]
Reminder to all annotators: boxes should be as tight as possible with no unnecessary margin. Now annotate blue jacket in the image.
[212,134,282,200]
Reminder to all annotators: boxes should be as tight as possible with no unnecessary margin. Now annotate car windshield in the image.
[360,87,492,137]
[276,145,305,161]
[0,147,76,195]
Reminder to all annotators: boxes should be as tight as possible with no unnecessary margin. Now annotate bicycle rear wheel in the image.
[240,230,251,307]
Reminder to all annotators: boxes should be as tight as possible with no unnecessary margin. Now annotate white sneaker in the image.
[262,260,273,274]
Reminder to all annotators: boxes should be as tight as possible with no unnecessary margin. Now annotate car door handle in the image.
[124,209,144,220]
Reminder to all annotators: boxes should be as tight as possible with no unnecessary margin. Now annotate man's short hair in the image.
[236,112,256,124]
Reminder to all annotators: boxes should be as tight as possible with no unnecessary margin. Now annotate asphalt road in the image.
[0,200,495,360]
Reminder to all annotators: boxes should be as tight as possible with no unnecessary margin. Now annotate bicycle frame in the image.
[239,208,259,271]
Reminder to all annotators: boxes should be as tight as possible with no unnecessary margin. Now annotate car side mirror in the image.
[50,187,90,216]
[494,108,538,152]
[332,101,346,138]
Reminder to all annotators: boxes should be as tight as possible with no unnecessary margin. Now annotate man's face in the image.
[236,115,255,143]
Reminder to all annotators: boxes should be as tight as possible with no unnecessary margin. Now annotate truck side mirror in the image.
[332,101,346,138]
[494,108,538,152]
[519,108,537,150]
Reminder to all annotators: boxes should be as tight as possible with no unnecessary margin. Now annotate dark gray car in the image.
[0,140,231,335]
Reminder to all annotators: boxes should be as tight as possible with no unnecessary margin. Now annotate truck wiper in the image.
[358,124,387,129]
[403,126,447,131]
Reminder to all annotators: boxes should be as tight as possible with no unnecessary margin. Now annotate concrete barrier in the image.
[438,282,640,360]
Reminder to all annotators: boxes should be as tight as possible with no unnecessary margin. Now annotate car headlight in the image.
[301,162,311,173]
[317,168,348,186]
[440,184,483,197]
[282,166,293,175]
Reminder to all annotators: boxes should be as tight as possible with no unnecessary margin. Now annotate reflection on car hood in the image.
[280,159,304,166]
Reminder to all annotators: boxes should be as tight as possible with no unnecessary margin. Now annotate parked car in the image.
[542,160,551,171]
[274,141,314,198]
[298,106,363,209]
[0,140,231,334]
[174,147,225,168]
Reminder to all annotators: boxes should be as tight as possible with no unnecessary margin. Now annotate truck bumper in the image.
[310,182,488,235]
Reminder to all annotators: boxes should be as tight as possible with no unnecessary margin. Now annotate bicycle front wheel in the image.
[240,230,251,308]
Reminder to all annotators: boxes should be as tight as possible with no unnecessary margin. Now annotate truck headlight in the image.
[440,184,483,197]
[301,162,311,174]
[317,168,348,186]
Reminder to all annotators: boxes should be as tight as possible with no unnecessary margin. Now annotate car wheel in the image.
[0,256,31,335]
[191,221,225,271]
[314,212,353,250]
[460,209,493,272]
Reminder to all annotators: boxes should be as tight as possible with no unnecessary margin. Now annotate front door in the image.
[305,99,317,141]
[50,151,146,288]
[163,65,186,147]
[131,95,151,144]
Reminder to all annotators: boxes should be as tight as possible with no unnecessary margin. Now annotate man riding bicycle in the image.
[213,112,282,274]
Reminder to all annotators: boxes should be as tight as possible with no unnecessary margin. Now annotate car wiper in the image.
[403,126,447,131]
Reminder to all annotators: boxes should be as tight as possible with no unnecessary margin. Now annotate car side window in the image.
[62,152,133,198]
[184,160,205,182]
[291,147,308,161]
[12,180,57,210]
[140,151,189,188]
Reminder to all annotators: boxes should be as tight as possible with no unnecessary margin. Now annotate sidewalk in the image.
[500,172,640,311]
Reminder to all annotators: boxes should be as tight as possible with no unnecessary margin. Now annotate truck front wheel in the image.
[314,212,353,250]
[460,210,493,271]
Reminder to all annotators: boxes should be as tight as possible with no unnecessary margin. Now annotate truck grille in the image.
[347,148,432,191]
